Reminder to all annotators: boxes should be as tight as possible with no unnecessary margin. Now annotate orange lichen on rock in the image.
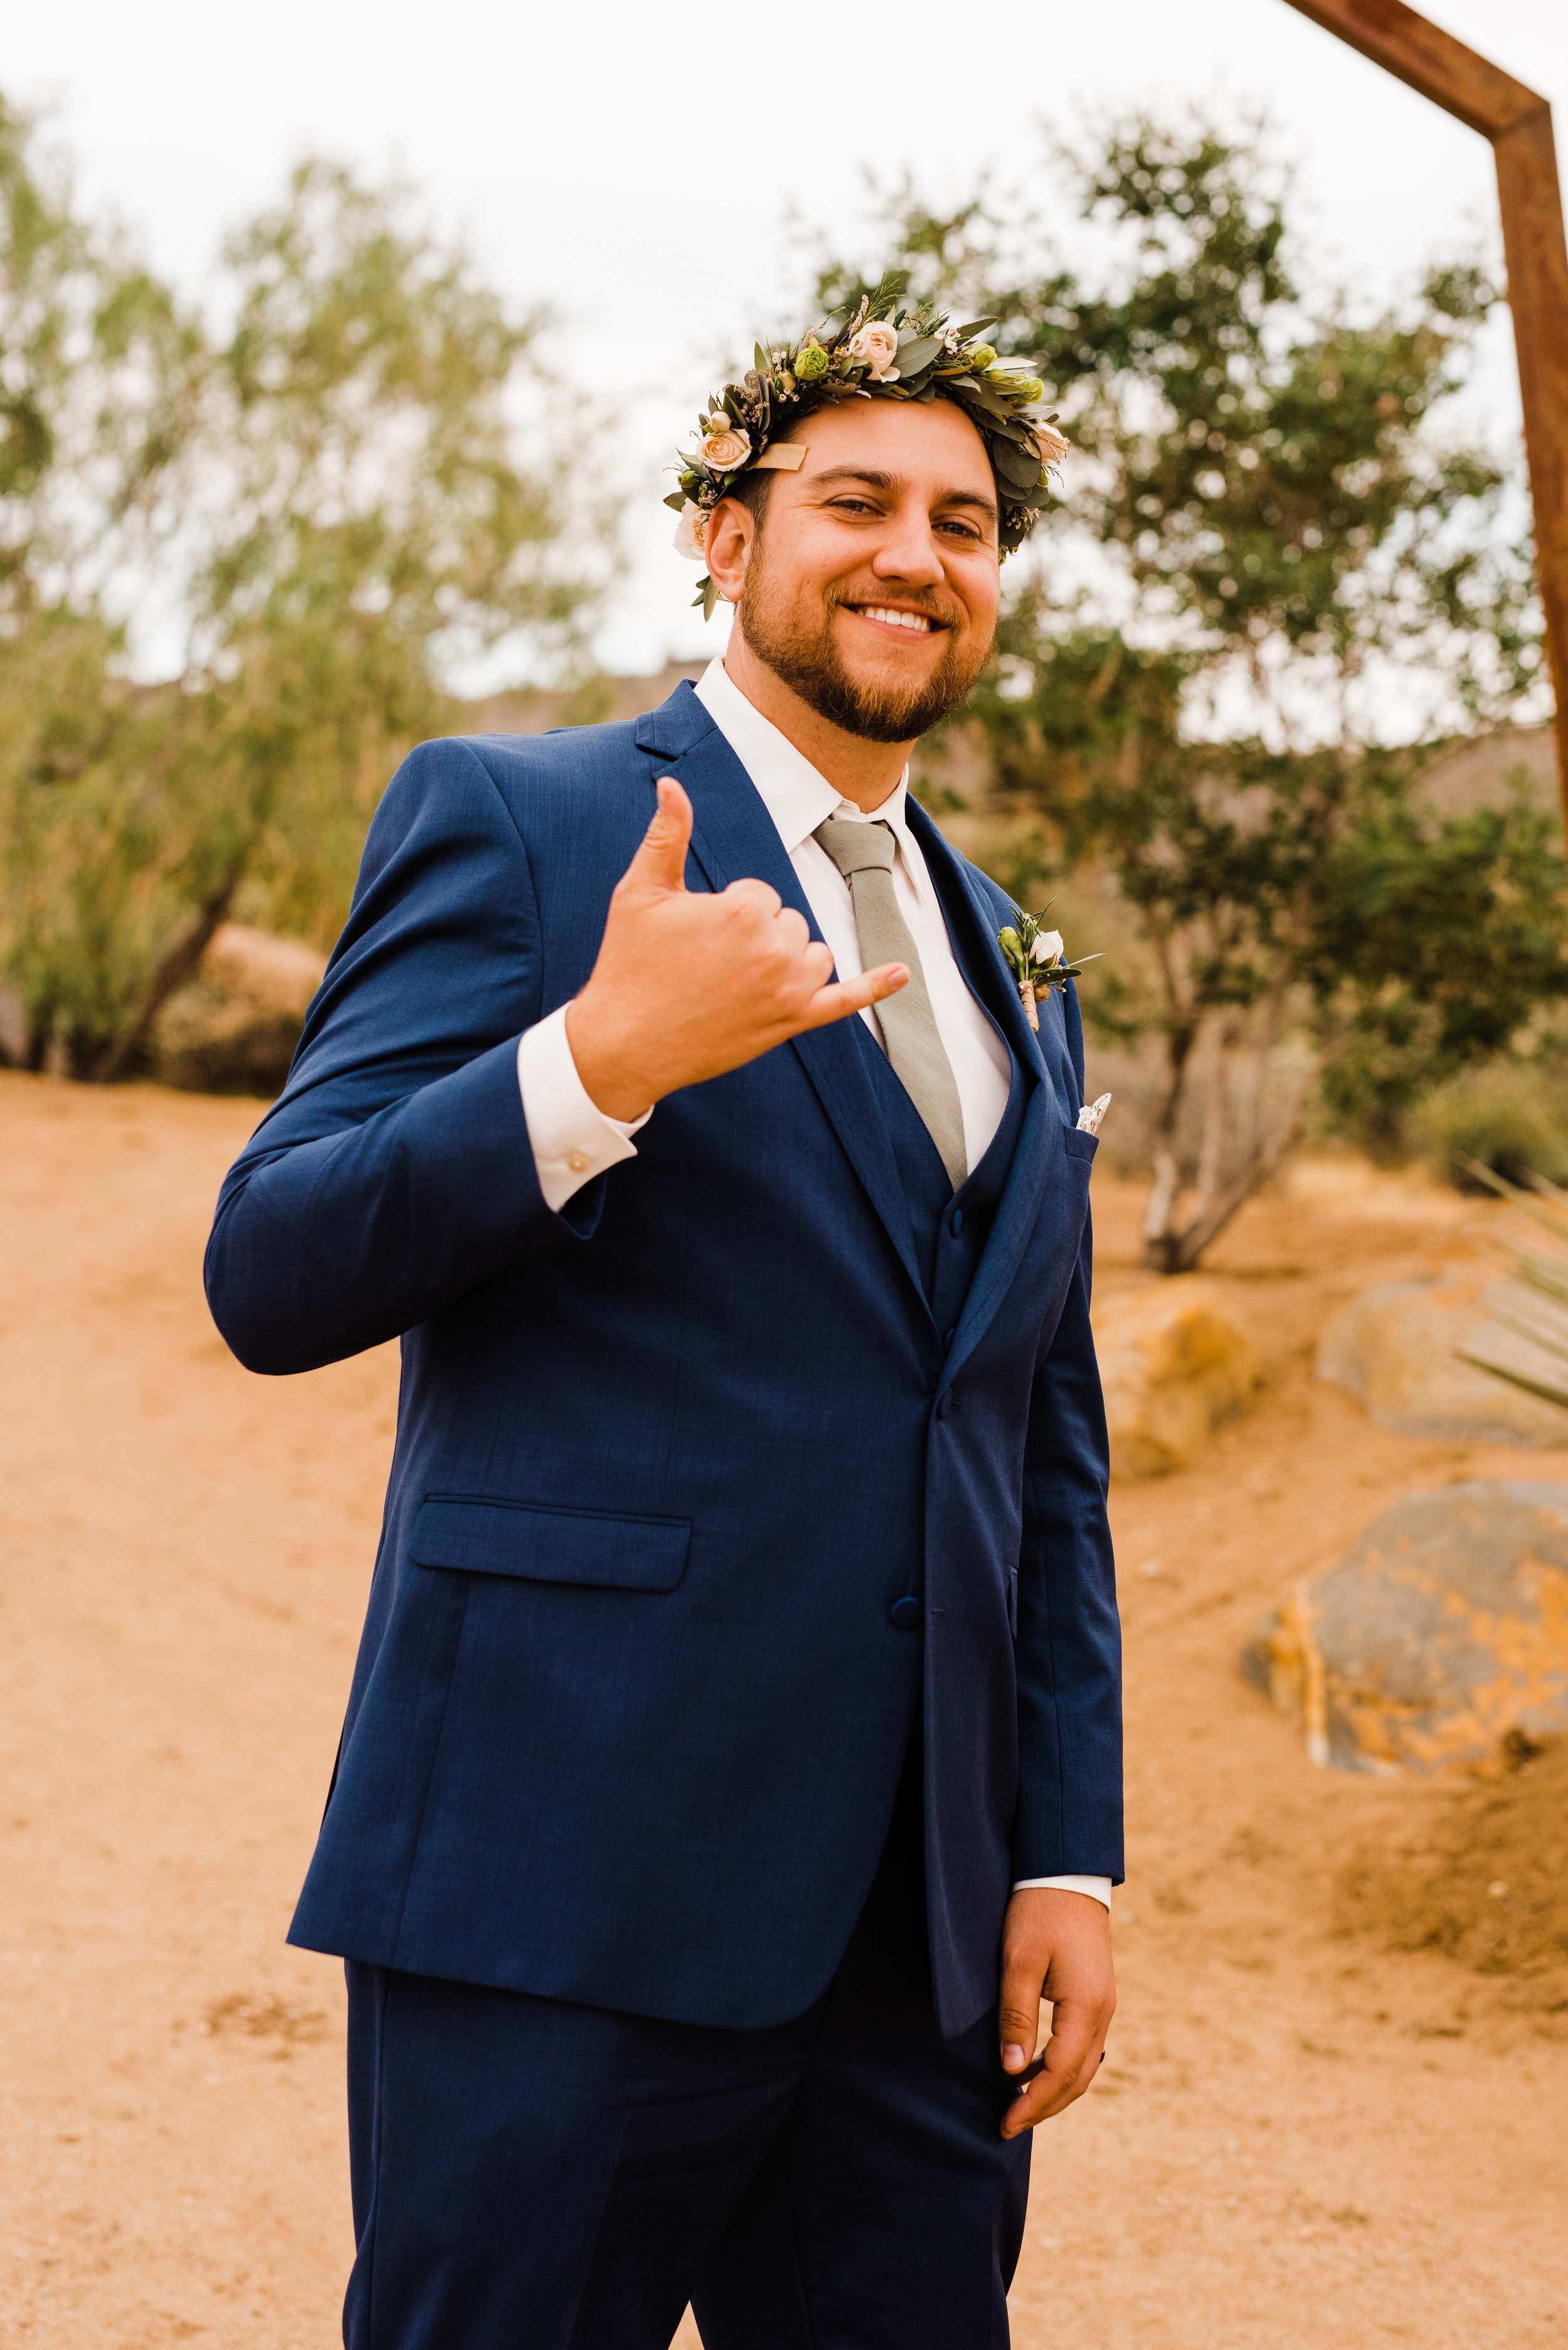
[1091,1279,1259,1479]
[1243,1482,1568,1773]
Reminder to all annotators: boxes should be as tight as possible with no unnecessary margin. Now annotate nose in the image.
[869,509,945,590]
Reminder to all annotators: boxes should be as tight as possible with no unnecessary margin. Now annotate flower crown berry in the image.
[666,288,1069,621]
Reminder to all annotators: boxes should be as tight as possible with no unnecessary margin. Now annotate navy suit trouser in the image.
[342,1747,1032,2349]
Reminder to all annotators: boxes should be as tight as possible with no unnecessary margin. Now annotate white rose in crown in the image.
[700,421,752,474]
[672,500,710,561]
[847,317,901,382]
[1032,930,1064,966]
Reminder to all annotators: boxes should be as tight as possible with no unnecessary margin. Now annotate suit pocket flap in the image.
[410,1497,691,1592]
[1062,1125,1099,1163]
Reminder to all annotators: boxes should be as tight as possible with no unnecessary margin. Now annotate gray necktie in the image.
[813,816,968,1192]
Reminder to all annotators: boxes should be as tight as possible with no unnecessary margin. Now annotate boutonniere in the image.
[995,906,1094,1033]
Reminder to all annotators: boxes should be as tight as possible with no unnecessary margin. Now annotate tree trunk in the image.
[1144,1110,1306,1274]
[1140,1019,1196,1260]
[86,862,246,1085]
[1190,1023,1229,1217]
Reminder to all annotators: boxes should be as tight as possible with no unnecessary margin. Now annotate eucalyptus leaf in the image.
[992,440,1044,489]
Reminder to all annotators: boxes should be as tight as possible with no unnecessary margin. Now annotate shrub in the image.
[1412,1063,1568,1190]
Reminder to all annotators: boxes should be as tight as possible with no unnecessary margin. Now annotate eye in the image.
[938,517,983,543]
[827,496,882,518]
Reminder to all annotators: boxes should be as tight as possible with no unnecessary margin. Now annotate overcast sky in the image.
[11,1,1568,676]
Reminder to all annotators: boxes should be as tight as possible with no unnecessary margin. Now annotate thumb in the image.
[626,775,692,895]
[999,1965,1042,2078]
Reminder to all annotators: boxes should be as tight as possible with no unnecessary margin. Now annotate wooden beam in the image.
[1494,106,1568,821]
[1282,0,1568,819]
[1282,0,1544,137]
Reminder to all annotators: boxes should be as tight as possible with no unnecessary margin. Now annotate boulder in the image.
[1242,1481,1568,1772]
[154,923,326,1097]
[1091,1280,1259,1479]
[1318,1265,1568,1447]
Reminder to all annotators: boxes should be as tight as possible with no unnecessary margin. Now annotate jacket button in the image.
[889,1595,922,1630]
[950,1208,964,1235]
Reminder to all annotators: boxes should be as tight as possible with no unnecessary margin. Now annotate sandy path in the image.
[1,1071,1564,2348]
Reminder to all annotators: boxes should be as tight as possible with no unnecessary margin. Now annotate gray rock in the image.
[1242,1481,1568,1772]
[1317,1265,1568,1447]
[154,924,326,1097]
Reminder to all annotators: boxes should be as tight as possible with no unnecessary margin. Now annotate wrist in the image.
[565,992,657,1123]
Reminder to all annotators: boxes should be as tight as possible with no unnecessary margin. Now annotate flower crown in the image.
[666,290,1069,621]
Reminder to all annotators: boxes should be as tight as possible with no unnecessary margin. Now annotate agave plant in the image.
[1458,1160,1568,1413]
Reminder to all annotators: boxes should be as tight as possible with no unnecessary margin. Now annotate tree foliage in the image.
[0,105,608,1078]
[818,119,1562,1267]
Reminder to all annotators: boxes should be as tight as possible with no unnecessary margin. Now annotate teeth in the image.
[861,607,932,632]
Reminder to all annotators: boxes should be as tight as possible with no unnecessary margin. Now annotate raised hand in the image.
[566,775,908,1120]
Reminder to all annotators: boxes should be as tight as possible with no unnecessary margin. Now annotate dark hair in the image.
[718,458,778,541]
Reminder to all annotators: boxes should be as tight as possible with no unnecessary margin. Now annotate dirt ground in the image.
[2,1068,1565,2350]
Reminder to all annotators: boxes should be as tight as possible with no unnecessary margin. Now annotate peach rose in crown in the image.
[700,421,752,474]
[672,501,710,561]
[1034,423,1070,468]
[847,317,901,381]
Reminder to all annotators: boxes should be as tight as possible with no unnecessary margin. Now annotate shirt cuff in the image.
[1011,1875,1113,1911]
[517,1004,651,1212]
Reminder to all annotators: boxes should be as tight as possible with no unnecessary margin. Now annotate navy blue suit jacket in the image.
[205,681,1121,2039]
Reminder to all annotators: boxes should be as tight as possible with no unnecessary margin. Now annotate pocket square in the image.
[1076,1093,1111,1135]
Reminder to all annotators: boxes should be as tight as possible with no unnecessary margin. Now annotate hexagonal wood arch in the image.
[1284,0,1568,816]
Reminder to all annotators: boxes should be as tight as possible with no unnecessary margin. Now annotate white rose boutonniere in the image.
[845,316,901,381]
[672,499,710,561]
[995,905,1095,1033]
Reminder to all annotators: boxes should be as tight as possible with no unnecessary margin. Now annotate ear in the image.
[704,494,755,608]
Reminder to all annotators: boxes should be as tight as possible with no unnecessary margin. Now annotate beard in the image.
[737,543,993,743]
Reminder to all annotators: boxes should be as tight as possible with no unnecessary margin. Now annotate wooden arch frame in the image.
[1285,0,1568,814]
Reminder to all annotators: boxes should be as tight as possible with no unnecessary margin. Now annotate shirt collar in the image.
[694,657,912,858]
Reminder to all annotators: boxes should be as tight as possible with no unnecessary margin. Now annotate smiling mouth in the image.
[848,603,946,635]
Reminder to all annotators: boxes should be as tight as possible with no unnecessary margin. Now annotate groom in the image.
[206,300,1121,2349]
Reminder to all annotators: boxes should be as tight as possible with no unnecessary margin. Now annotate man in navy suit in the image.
[206,308,1121,2349]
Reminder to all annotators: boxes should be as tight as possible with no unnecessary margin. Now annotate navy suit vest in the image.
[852,1021,1027,1344]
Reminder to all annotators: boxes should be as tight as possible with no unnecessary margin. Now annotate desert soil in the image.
[2,1068,1565,2349]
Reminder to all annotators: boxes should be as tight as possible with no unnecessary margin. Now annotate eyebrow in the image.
[808,465,999,526]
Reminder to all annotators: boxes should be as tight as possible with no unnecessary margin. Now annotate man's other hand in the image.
[566,777,909,1120]
[997,1887,1116,2139]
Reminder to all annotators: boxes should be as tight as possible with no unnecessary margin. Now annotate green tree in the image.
[817,120,1559,1268]
[0,111,610,1080]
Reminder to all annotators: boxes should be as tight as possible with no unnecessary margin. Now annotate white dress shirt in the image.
[514,658,1112,1912]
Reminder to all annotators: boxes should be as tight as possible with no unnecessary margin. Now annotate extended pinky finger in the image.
[802,968,906,1027]
[844,962,909,1009]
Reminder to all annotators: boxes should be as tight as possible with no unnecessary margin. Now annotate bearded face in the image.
[724,398,1003,748]
[738,551,992,743]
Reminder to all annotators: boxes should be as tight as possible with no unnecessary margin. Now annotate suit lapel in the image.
[637,689,931,1308]
[906,802,1070,1384]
